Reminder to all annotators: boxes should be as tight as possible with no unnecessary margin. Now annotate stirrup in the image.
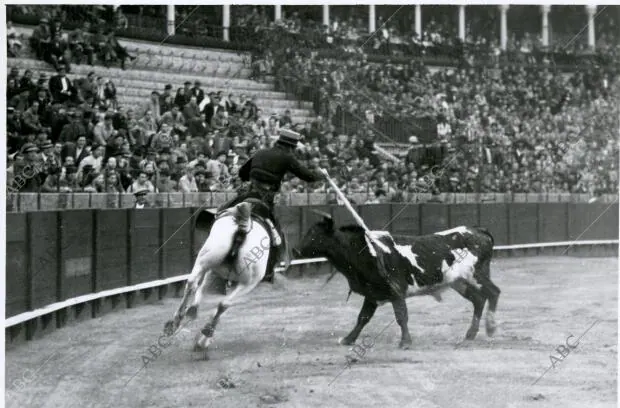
[264,219,282,246]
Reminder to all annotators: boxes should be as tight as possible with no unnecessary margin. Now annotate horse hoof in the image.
[465,329,478,340]
[186,305,198,320]
[399,341,412,350]
[163,320,176,337]
[486,323,497,337]
[338,337,354,346]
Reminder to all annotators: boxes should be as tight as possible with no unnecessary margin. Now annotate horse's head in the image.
[293,210,334,259]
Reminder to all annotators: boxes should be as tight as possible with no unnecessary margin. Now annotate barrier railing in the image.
[5,239,618,329]
[6,192,618,212]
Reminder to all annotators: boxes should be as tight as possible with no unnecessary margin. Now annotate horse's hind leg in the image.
[164,245,227,335]
[194,261,265,351]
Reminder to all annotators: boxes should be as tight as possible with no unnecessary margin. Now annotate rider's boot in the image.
[262,217,283,283]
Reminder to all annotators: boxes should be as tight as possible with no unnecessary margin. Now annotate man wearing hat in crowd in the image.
[175,81,193,107]
[221,129,326,283]
[49,66,77,104]
[29,18,51,60]
[192,81,205,105]
[59,109,86,144]
[40,140,60,172]
[15,143,45,192]
[160,84,175,114]
[133,188,151,209]
[18,69,36,95]
[62,135,89,167]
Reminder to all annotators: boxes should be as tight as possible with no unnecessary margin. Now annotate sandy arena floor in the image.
[5,256,618,408]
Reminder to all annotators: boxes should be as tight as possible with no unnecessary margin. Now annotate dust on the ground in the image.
[5,257,617,408]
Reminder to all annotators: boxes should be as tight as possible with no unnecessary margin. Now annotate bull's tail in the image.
[474,226,494,247]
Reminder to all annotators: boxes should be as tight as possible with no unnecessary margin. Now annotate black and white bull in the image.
[294,213,501,349]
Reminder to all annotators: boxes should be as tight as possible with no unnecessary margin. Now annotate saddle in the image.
[215,199,283,248]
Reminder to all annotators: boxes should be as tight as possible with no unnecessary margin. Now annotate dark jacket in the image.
[239,145,322,189]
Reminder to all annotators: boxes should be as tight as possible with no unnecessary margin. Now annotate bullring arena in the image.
[5,3,620,408]
[5,255,618,408]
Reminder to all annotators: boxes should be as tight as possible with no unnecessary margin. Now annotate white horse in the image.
[164,201,287,354]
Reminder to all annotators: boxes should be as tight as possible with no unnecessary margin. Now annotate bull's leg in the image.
[392,298,412,349]
[339,297,378,346]
[476,260,501,337]
[453,280,487,340]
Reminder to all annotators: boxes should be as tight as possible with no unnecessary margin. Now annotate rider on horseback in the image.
[220,129,325,282]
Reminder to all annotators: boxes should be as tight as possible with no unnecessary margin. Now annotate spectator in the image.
[159,85,175,114]
[93,113,117,146]
[29,18,51,60]
[127,170,156,193]
[7,21,23,57]
[62,135,89,167]
[206,150,231,185]
[48,66,79,104]
[83,171,106,192]
[178,166,198,192]
[145,91,162,123]
[133,188,151,209]
[22,101,49,135]
[175,81,192,108]
[182,95,201,121]
[191,81,205,105]
[58,111,86,144]
[68,22,95,65]
[78,144,105,174]
[105,29,136,69]
[103,80,117,110]
[155,169,178,193]
[188,112,210,139]
[160,105,187,137]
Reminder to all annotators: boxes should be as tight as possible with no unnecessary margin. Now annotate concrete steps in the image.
[10,24,316,123]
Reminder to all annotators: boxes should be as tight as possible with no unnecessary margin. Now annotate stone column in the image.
[323,5,330,28]
[275,5,282,21]
[166,5,175,36]
[415,5,422,38]
[586,5,597,50]
[458,5,465,41]
[499,4,509,50]
[369,5,376,32]
[541,5,551,47]
[223,4,230,42]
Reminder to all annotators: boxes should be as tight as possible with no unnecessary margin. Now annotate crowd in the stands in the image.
[6,4,620,202]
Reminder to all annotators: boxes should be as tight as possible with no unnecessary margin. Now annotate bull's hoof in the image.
[399,340,413,350]
[163,320,176,337]
[486,322,497,337]
[186,305,198,320]
[338,337,355,346]
[465,327,478,340]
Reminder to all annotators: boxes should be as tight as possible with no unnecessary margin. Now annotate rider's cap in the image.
[277,129,301,148]
[134,188,149,197]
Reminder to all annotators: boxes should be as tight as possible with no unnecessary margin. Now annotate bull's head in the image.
[293,210,334,259]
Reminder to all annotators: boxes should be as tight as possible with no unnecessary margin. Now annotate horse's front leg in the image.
[340,297,378,346]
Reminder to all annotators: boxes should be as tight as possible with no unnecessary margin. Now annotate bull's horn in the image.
[311,209,332,220]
